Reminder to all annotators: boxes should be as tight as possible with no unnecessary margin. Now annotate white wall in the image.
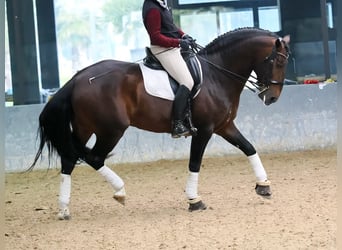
[5,84,337,172]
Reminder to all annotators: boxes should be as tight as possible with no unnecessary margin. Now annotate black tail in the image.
[29,79,79,171]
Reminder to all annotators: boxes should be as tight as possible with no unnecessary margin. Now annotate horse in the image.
[30,27,290,220]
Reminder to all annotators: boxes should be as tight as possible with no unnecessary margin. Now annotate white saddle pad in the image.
[139,62,175,101]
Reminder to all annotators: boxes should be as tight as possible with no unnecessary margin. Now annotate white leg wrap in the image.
[97,165,124,191]
[185,172,199,200]
[59,174,71,209]
[85,133,97,150]
[248,153,268,182]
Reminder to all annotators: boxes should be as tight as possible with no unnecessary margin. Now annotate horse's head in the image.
[254,35,290,105]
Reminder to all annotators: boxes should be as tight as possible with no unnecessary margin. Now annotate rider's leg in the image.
[150,46,195,137]
[149,47,193,88]
[172,85,191,137]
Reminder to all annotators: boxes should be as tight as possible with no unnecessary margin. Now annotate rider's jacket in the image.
[142,0,184,48]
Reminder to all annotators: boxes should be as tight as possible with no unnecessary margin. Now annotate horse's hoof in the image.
[113,187,126,205]
[188,199,207,212]
[57,208,71,220]
[255,180,272,198]
[113,195,126,206]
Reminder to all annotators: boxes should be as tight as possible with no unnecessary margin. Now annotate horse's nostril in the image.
[270,97,278,103]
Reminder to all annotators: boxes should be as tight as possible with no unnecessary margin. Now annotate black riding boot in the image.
[172,85,191,138]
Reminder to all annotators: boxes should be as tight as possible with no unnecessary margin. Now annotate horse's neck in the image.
[209,37,257,67]
[197,59,246,107]
[201,33,278,87]
[199,42,254,91]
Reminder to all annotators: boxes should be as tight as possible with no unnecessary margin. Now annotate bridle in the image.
[257,44,289,92]
[192,40,289,94]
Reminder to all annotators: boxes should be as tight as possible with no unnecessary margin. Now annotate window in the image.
[4,0,338,107]
[326,2,333,28]
[258,6,280,32]
[220,9,254,31]
[54,0,149,84]
[178,0,233,4]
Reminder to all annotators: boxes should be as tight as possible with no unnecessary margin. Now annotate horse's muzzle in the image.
[258,91,278,105]
[266,96,278,105]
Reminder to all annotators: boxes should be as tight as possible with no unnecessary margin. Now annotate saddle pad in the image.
[139,62,175,101]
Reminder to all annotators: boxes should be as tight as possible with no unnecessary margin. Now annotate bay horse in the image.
[30,28,290,219]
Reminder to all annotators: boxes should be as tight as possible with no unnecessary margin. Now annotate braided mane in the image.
[198,27,278,55]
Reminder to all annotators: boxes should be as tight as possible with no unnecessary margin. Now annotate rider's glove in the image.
[182,34,194,43]
[180,39,191,50]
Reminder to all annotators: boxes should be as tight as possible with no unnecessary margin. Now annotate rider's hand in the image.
[182,34,194,43]
[180,39,191,50]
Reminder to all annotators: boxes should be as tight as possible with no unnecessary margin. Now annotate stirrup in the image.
[185,99,197,136]
[172,121,191,138]
[172,129,191,138]
[185,113,197,136]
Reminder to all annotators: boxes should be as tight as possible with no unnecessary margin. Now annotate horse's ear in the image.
[276,35,290,48]
[283,35,290,44]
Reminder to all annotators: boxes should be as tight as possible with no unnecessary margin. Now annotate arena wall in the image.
[5,83,337,172]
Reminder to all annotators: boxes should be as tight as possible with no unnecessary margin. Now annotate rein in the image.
[197,54,261,93]
[193,42,288,93]
[192,43,260,92]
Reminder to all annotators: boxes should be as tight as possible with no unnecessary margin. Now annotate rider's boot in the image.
[172,85,191,138]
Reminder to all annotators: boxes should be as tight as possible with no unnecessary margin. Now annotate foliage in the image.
[102,0,142,32]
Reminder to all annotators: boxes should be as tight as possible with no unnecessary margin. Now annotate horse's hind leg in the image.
[84,131,126,205]
[58,156,77,220]
[93,161,126,205]
[217,122,271,197]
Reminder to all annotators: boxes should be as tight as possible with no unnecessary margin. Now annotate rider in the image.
[142,0,195,138]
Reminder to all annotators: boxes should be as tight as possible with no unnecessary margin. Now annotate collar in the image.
[155,0,168,9]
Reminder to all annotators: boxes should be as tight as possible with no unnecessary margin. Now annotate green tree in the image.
[102,0,142,33]
[54,1,93,72]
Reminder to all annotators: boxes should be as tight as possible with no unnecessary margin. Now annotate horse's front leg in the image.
[217,122,271,197]
[186,130,212,211]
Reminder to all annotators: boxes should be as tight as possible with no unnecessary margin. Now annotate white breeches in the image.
[150,45,194,91]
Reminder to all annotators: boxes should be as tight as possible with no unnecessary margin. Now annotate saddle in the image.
[143,47,203,97]
[143,47,203,136]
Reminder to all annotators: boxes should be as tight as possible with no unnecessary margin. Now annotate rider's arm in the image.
[145,8,182,48]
